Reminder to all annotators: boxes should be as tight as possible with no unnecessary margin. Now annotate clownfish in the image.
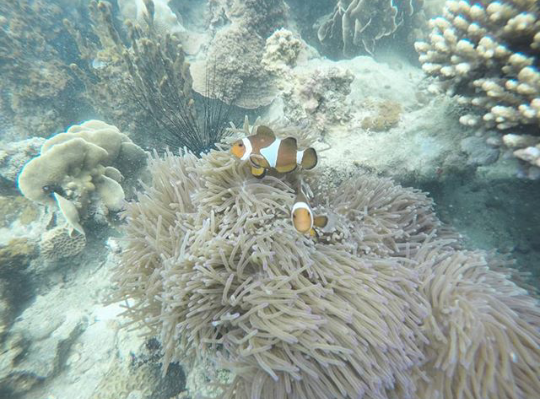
[291,186,328,237]
[231,125,318,178]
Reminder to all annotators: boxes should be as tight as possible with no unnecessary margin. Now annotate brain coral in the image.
[112,141,540,398]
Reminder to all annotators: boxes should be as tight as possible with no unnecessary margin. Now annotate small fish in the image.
[291,186,328,237]
[231,125,318,178]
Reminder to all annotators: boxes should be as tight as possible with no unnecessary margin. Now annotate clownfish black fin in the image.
[313,215,328,228]
[301,148,318,170]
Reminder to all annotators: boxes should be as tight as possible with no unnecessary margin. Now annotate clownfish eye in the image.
[293,214,296,218]
[238,143,244,147]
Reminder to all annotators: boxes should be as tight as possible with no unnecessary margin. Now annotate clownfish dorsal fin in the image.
[313,215,328,228]
[254,125,276,141]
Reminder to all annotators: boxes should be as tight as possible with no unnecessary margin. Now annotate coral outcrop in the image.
[318,0,424,56]
[18,120,146,234]
[415,0,540,177]
[274,61,354,135]
[190,0,289,109]
[112,139,540,398]
[261,29,304,73]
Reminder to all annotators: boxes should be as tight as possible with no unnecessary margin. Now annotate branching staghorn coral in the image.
[415,0,540,177]
[66,1,234,154]
[318,0,422,56]
[110,122,540,399]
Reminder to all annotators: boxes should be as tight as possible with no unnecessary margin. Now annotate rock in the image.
[0,138,45,185]
[0,291,88,395]
[460,136,499,166]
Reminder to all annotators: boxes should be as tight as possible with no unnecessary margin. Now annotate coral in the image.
[360,99,402,131]
[278,63,354,135]
[261,29,304,73]
[190,0,288,109]
[190,25,277,109]
[0,0,80,139]
[415,0,540,176]
[317,0,422,56]
[39,226,86,261]
[18,120,146,233]
[228,0,289,38]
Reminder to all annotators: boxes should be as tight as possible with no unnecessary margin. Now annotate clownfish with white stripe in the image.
[231,125,318,178]
[291,186,328,237]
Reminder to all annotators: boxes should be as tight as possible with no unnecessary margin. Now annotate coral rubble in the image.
[415,0,540,177]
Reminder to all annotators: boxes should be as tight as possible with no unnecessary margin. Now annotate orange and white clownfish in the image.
[231,125,318,178]
[291,187,328,237]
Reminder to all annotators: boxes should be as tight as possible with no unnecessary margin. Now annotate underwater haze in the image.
[1,0,540,398]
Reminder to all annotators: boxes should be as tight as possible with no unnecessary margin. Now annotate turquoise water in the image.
[1,1,539,398]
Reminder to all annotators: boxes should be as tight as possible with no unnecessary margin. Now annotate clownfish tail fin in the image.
[301,148,318,170]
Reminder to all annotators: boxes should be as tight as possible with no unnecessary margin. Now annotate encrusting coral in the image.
[111,124,540,398]
[18,120,146,234]
[415,0,540,177]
